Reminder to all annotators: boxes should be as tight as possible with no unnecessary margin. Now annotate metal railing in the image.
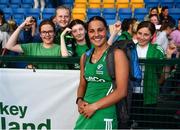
[0,55,180,129]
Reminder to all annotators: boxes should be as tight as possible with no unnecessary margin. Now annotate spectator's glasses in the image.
[40,30,54,36]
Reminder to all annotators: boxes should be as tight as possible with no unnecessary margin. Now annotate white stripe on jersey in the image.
[104,118,113,130]
[106,84,113,96]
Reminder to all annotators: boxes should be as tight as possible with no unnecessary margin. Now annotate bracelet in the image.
[76,97,83,104]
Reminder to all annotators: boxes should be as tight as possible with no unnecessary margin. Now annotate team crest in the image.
[96,64,104,75]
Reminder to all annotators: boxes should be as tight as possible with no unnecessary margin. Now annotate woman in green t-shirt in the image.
[61,19,92,69]
[5,17,68,69]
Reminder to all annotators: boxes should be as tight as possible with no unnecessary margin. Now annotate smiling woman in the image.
[4,17,69,69]
[74,16,129,130]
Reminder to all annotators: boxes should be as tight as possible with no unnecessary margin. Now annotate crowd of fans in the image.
[0,4,179,128]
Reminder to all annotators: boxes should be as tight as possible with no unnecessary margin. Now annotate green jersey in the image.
[117,31,132,41]
[74,49,118,129]
[20,43,68,69]
[142,43,165,104]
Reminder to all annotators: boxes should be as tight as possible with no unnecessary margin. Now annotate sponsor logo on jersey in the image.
[86,76,105,82]
[96,64,104,75]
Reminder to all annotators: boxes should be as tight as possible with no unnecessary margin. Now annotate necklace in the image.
[91,44,109,63]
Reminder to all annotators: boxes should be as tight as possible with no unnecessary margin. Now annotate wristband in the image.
[76,97,83,104]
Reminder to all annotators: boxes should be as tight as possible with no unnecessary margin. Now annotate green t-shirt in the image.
[143,43,165,105]
[20,43,68,69]
[117,31,132,41]
[74,49,117,129]
[75,44,89,57]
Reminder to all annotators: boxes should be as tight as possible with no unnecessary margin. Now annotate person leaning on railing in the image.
[4,17,69,69]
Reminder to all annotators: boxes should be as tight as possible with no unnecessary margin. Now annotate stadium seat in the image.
[130,0,145,11]
[3,8,13,20]
[42,8,56,20]
[168,8,180,21]
[174,0,180,8]
[116,0,129,9]
[102,8,117,20]
[26,8,41,20]
[88,0,101,8]
[87,8,101,19]
[106,19,116,26]
[74,0,87,8]
[72,8,86,21]
[160,0,174,8]
[134,8,149,21]
[144,0,159,9]
[13,8,26,20]
[61,0,74,8]
[102,0,115,8]
[118,8,132,21]
[21,0,33,8]
[10,0,21,8]
[0,0,9,8]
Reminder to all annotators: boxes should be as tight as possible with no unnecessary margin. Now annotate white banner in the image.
[0,69,80,130]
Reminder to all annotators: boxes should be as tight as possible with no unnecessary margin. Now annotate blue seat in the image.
[118,8,132,21]
[160,0,174,8]
[42,8,56,20]
[13,8,26,20]
[106,19,116,25]
[174,0,180,8]
[10,0,21,8]
[0,0,9,8]
[102,8,117,20]
[0,4,8,9]
[3,8,13,20]
[87,8,101,20]
[61,0,74,8]
[134,8,149,21]
[168,8,180,21]
[26,8,41,20]
[14,18,24,25]
[21,0,33,8]
[144,0,159,9]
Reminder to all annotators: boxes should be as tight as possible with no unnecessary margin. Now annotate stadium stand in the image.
[42,8,55,20]
[160,0,174,8]
[116,0,129,9]
[0,0,9,8]
[102,8,117,20]
[74,0,87,8]
[10,0,21,8]
[118,8,132,21]
[102,0,115,8]
[144,0,159,9]
[134,8,149,21]
[87,8,101,20]
[21,0,33,8]
[88,0,101,8]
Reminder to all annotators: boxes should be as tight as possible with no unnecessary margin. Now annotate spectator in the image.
[170,18,180,48]
[155,21,175,52]
[0,9,10,33]
[66,19,91,57]
[7,19,18,35]
[54,5,72,48]
[0,31,10,49]
[74,16,129,129]
[136,21,176,105]
[18,17,41,43]
[116,18,137,41]
[34,0,45,12]
[144,7,159,21]
[5,17,68,69]
[159,6,176,25]
[61,19,92,69]
[149,14,161,43]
